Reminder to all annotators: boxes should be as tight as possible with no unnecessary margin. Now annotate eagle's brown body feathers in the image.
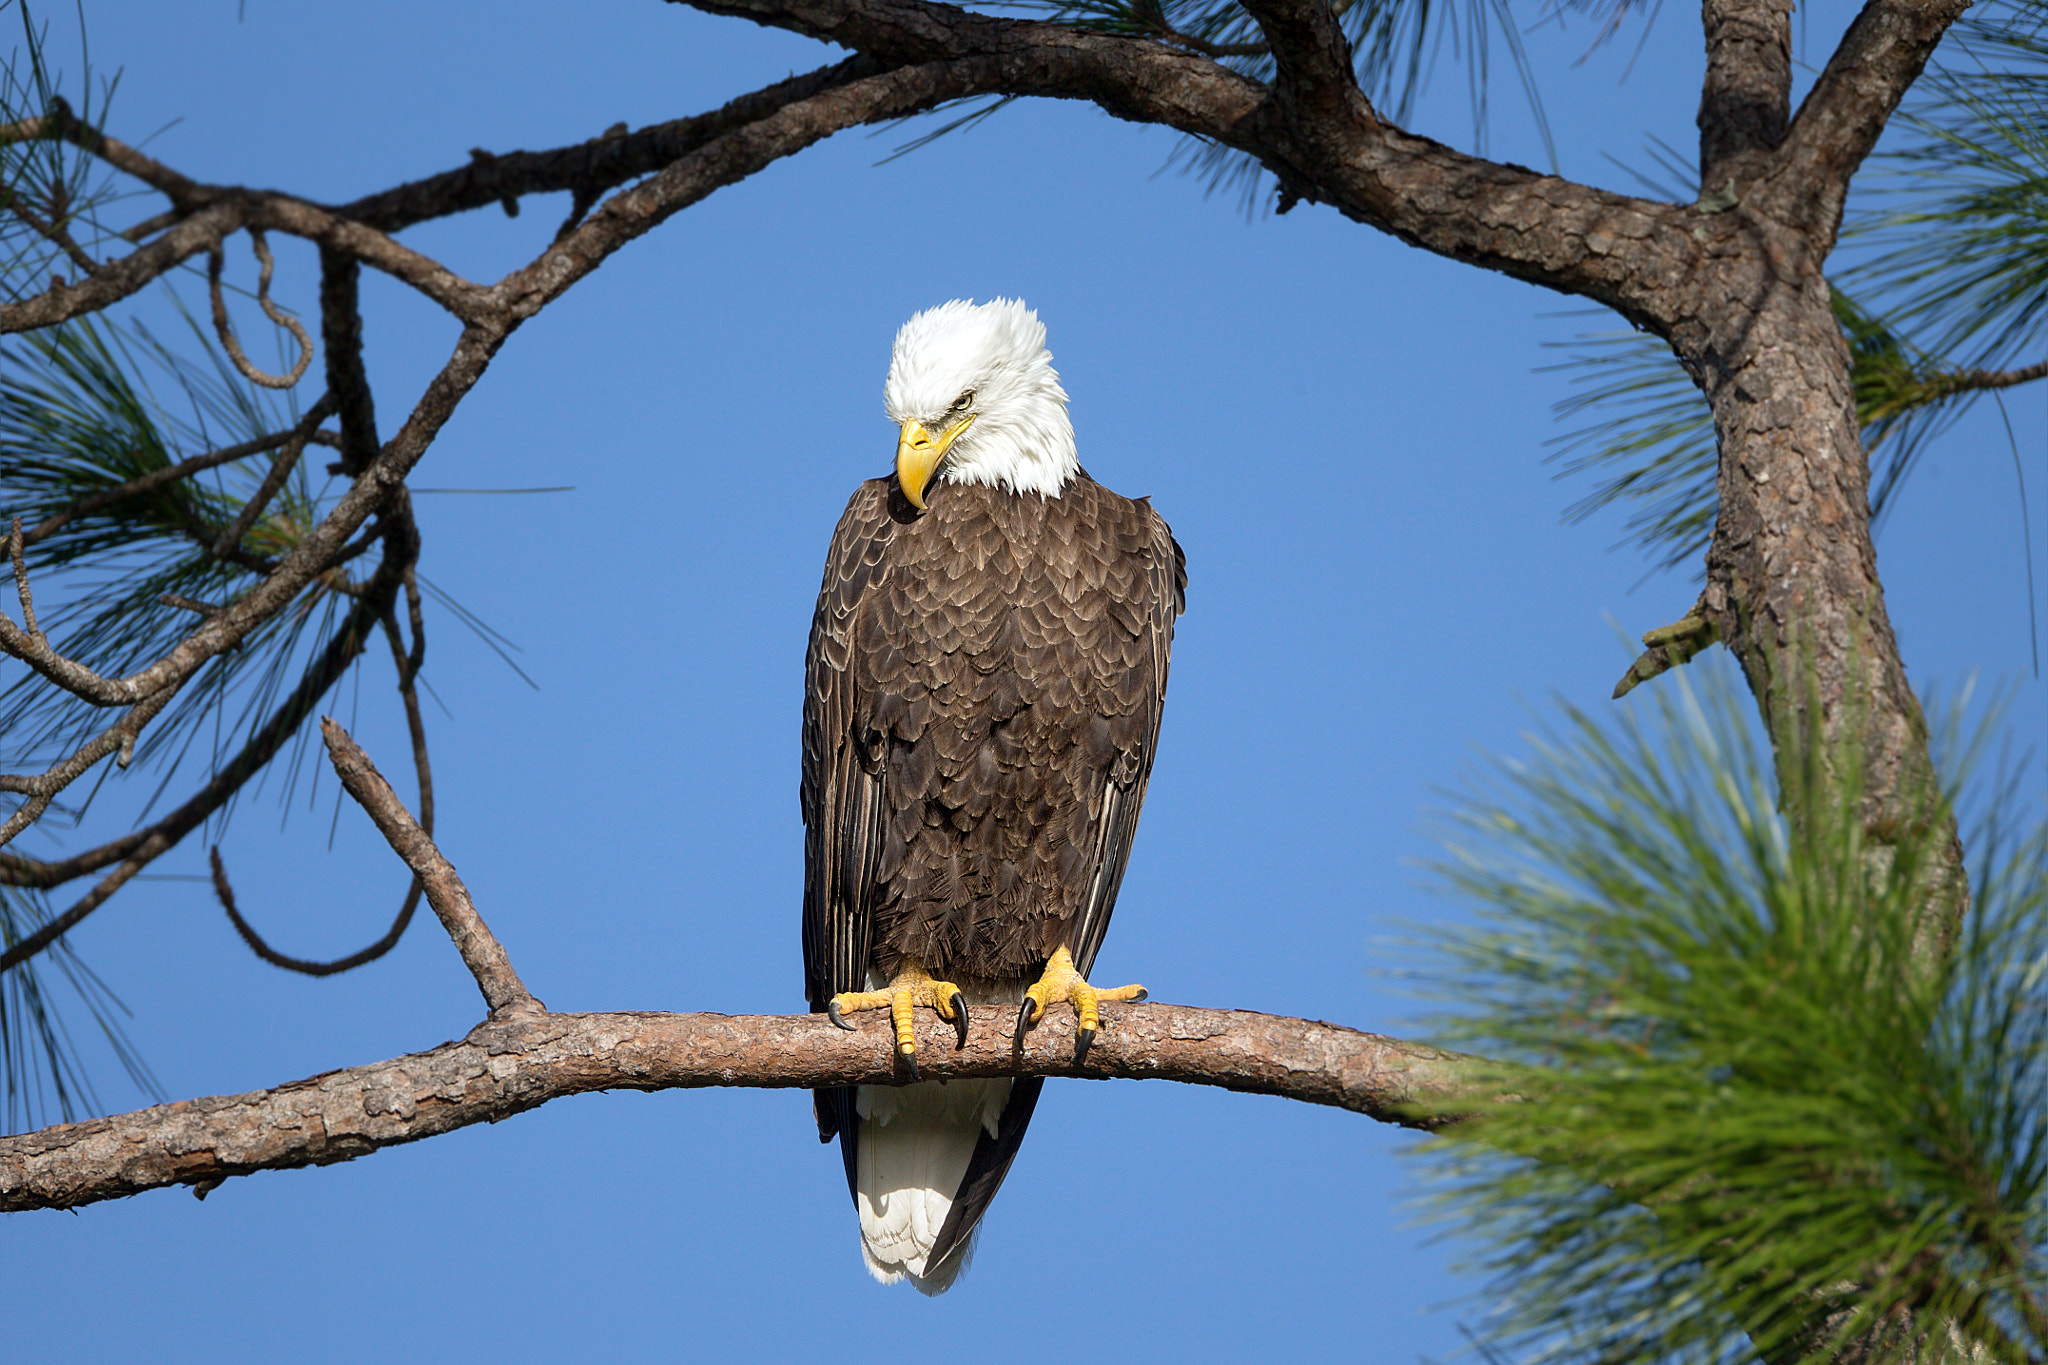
[803,472,1184,1005]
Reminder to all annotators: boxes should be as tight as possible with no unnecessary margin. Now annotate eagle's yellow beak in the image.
[896,414,974,510]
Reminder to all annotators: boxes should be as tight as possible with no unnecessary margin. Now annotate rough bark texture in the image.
[1699,0,1792,193]
[1691,234,1967,932]
[0,1004,1472,1213]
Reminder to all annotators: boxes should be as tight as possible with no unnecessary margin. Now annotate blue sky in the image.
[5,1,2043,1360]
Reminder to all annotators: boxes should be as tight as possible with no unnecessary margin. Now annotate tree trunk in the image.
[1686,220,1967,950]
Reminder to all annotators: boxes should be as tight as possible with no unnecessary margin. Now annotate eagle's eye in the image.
[952,390,975,415]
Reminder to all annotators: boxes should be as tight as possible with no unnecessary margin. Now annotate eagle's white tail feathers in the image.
[854,1076,1013,1294]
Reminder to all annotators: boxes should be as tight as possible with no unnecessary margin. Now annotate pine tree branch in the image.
[4,719,1474,1213]
[336,56,891,233]
[0,1003,1472,1212]
[1233,0,1373,126]
[664,0,1701,328]
[0,97,205,206]
[1698,0,1791,193]
[1769,0,1971,241]
[1931,359,2046,395]
[318,720,536,1018]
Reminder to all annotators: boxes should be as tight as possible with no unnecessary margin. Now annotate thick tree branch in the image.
[664,0,1702,330]
[1234,0,1373,126]
[1698,0,1791,195]
[1767,0,1969,240]
[0,1004,1472,1213]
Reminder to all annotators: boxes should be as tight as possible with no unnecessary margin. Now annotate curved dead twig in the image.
[197,597,436,980]
[207,231,313,390]
[209,846,420,977]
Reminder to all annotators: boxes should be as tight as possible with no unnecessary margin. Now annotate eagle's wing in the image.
[1069,498,1186,979]
[802,481,897,1170]
[925,494,1184,1277]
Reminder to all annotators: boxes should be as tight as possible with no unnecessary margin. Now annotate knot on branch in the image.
[469,147,522,218]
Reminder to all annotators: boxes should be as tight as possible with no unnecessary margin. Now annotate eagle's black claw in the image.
[1013,1000,1037,1049]
[1131,988,1149,1003]
[898,1046,919,1082]
[1075,1025,1096,1068]
[827,999,854,1030]
[950,992,970,1049]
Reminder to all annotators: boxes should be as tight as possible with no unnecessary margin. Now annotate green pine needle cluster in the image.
[1414,665,2046,1363]
[1849,0,2048,372]
[0,882,158,1130]
[0,310,355,782]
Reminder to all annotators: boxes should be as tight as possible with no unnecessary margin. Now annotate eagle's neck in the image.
[939,406,1079,499]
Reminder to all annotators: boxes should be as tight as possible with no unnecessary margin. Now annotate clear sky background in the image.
[5,1,2043,1360]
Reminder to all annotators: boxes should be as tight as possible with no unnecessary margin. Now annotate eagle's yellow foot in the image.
[826,959,969,1080]
[1013,945,1148,1065]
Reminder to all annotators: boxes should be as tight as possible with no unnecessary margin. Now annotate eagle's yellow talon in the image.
[1010,946,1147,1062]
[825,958,969,1073]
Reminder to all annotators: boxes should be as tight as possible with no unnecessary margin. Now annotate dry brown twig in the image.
[318,720,537,1016]
[207,230,313,390]
[202,604,435,979]
[8,516,41,638]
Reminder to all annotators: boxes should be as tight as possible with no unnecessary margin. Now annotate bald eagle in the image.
[803,299,1185,1293]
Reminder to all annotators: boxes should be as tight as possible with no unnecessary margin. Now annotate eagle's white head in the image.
[883,298,1079,507]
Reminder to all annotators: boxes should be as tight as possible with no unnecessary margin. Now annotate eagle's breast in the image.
[846,475,1167,981]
